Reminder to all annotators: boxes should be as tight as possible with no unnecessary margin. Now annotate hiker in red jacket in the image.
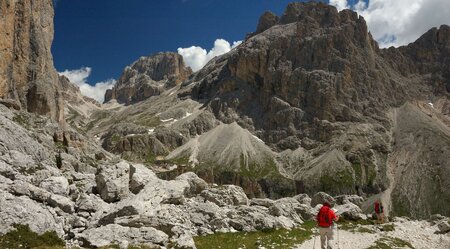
[316,202,339,249]
[374,199,385,224]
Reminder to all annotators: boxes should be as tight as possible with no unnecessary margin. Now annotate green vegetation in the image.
[366,237,414,249]
[145,153,157,164]
[84,110,111,132]
[239,154,282,180]
[381,224,395,232]
[352,163,363,183]
[194,221,316,249]
[163,156,190,166]
[338,218,376,233]
[13,113,30,128]
[111,133,122,143]
[0,224,65,249]
[319,168,354,194]
[134,116,162,128]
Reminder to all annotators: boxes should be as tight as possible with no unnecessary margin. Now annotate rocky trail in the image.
[296,219,450,249]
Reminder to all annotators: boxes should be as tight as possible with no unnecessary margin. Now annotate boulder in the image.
[227,205,286,231]
[335,195,364,206]
[129,164,158,194]
[175,172,208,196]
[76,193,110,213]
[0,191,64,236]
[437,220,450,233]
[11,180,51,203]
[268,198,303,223]
[311,192,336,207]
[78,224,169,248]
[293,194,312,206]
[39,176,69,196]
[335,202,367,221]
[96,161,130,202]
[171,233,196,249]
[48,194,75,213]
[250,198,275,208]
[200,185,249,207]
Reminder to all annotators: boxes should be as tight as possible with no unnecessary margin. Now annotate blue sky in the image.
[53,0,307,83]
[52,0,450,102]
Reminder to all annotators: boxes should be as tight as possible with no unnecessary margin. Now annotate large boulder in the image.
[293,194,312,206]
[78,224,169,248]
[96,161,130,202]
[437,220,450,234]
[200,185,249,207]
[129,164,158,194]
[39,176,69,196]
[311,192,336,207]
[76,193,110,213]
[250,198,275,208]
[47,194,75,213]
[175,172,208,196]
[335,202,367,221]
[0,191,64,236]
[268,197,305,223]
[335,195,364,206]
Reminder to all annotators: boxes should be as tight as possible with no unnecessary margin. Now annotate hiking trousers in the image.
[319,226,334,249]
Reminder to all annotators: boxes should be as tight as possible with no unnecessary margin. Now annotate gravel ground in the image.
[295,220,450,249]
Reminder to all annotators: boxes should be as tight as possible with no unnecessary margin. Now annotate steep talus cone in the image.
[0,0,64,122]
[104,52,192,104]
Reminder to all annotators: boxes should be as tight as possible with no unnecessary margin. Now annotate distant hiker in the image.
[316,202,339,249]
[374,199,385,224]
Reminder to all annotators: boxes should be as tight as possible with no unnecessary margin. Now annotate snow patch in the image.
[160,118,174,122]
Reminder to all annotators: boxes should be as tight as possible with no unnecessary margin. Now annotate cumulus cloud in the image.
[329,0,450,47]
[58,67,116,103]
[178,39,242,72]
[329,0,349,11]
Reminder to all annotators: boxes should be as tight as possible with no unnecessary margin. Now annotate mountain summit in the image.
[104,52,192,105]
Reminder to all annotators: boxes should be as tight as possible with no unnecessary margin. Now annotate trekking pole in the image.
[336,223,340,249]
[313,228,317,249]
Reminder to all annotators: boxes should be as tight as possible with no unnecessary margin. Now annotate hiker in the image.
[316,202,339,249]
[374,199,385,224]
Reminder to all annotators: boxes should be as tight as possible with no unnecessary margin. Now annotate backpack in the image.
[318,206,333,227]
[375,202,384,213]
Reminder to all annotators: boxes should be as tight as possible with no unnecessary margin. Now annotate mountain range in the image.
[0,2,449,247]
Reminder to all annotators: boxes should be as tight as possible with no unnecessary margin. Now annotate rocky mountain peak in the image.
[251,2,370,43]
[255,11,280,34]
[104,52,192,104]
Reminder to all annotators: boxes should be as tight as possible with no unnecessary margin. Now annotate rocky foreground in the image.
[0,104,449,249]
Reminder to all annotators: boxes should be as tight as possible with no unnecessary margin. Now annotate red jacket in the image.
[317,206,337,227]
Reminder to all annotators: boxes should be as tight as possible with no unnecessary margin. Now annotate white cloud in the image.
[329,0,349,11]
[58,67,116,103]
[177,39,242,72]
[329,0,450,47]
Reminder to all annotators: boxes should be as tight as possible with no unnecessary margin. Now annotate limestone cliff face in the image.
[77,2,450,217]
[0,0,64,122]
[104,52,192,104]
